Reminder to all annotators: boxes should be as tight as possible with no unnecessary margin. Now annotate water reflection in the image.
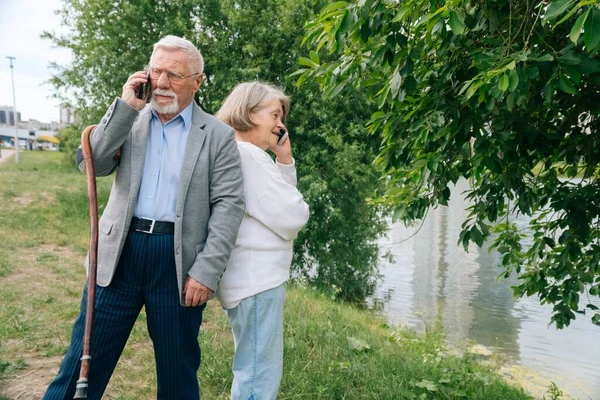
[374,178,600,399]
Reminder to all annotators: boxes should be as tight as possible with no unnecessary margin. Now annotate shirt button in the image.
[147,195,152,199]
[153,173,157,176]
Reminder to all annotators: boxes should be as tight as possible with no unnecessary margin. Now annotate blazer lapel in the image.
[130,106,152,206]
[177,102,208,212]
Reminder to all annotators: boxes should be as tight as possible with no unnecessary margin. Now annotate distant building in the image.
[19,119,53,131]
[0,125,59,150]
[59,103,79,125]
[0,106,21,125]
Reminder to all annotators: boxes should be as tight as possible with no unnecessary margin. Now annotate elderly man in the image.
[43,35,245,400]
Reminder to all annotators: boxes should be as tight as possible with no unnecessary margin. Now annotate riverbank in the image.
[0,152,533,399]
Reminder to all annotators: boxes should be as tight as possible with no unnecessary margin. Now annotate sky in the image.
[0,0,72,123]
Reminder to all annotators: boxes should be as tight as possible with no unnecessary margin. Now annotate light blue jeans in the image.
[224,283,286,400]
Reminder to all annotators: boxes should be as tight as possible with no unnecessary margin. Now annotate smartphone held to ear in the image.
[136,71,149,100]
[276,129,288,146]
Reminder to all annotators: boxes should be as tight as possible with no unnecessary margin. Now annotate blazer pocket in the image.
[99,216,114,235]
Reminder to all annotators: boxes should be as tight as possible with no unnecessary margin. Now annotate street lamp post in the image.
[7,56,19,163]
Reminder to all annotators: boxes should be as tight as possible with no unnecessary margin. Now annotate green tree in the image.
[301,0,600,327]
[45,0,388,303]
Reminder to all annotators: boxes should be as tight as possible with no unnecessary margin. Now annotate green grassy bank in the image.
[0,152,533,399]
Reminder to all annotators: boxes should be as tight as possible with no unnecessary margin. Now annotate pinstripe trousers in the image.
[43,231,205,400]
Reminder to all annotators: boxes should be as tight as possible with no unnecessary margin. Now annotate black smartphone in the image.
[276,128,288,146]
[136,68,149,100]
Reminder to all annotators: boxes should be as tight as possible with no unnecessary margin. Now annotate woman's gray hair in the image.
[216,81,290,131]
[151,35,204,74]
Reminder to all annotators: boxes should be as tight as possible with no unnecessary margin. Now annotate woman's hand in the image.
[270,126,293,164]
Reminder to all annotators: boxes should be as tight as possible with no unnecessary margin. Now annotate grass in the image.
[0,152,534,399]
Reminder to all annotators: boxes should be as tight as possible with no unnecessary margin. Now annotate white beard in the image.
[151,89,180,114]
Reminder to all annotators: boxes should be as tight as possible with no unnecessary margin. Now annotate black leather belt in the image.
[130,217,174,234]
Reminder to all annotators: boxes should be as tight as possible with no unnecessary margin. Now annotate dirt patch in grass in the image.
[11,194,32,208]
[4,191,56,212]
[0,356,59,400]
[3,245,82,295]
[0,151,15,165]
[1,328,157,400]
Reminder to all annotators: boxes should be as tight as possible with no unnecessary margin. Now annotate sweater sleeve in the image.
[240,146,309,241]
[276,158,298,187]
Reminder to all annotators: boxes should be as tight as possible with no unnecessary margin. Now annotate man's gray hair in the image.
[216,81,290,132]
[151,35,204,74]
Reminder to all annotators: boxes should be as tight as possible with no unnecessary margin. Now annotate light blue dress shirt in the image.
[134,101,194,222]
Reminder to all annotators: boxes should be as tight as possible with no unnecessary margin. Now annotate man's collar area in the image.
[151,101,194,128]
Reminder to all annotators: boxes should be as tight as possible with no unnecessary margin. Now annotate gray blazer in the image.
[78,98,245,305]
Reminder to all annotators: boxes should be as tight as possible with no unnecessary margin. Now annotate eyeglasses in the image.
[147,67,201,85]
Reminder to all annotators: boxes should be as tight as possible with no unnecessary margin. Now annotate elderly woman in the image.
[216,81,309,400]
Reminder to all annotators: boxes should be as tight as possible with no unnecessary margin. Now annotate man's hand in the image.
[183,277,214,307]
[121,71,149,111]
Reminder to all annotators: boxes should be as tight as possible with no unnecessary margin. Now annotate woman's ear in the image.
[248,112,257,126]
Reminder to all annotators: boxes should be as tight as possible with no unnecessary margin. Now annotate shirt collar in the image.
[151,101,194,128]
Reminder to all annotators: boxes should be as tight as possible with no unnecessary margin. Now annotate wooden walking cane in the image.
[74,125,98,399]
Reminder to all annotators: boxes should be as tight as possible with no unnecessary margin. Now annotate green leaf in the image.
[543,237,556,248]
[400,58,414,78]
[584,7,600,52]
[543,0,574,24]
[347,336,371,352]
[328,82,347,98]
[465,80,484,100]
[506,92,515,111]
[509,69,519,91]
[471,227,484,247]
[587,303,599,311]
[449,10,466,35]
[338,10,354,34]
[563,65,581,83]
[593,313,600,325]
[554,2,583,27]
[320,1,348,15]
[377,85,390,108]
[415,379,438,392]
[575,55,600,73]
[544,81,555,102]
[390,68,402,98]
[299,57,317,67]
[530,54,554,62]
[392,6,411,23]
[360,22,372,42]
[558,73,576,94]
[498,73,509,92]
[558,50,582,65]
[569,9,589,44]
[295,70,310,87]
[309,50,320,65]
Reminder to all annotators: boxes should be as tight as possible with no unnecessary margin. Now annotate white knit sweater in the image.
[216,141,310,309]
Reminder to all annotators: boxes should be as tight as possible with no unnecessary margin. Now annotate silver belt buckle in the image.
[136,217,156,234]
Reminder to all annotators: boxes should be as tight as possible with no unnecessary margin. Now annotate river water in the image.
[372,179,600,399]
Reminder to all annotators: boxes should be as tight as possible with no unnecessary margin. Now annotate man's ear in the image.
[194,73,204,91]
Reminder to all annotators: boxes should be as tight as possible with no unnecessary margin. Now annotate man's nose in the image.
[157,73,171,88]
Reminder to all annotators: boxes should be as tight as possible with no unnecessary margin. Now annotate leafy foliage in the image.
[302,0,600,327]
[44,0,388,303]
